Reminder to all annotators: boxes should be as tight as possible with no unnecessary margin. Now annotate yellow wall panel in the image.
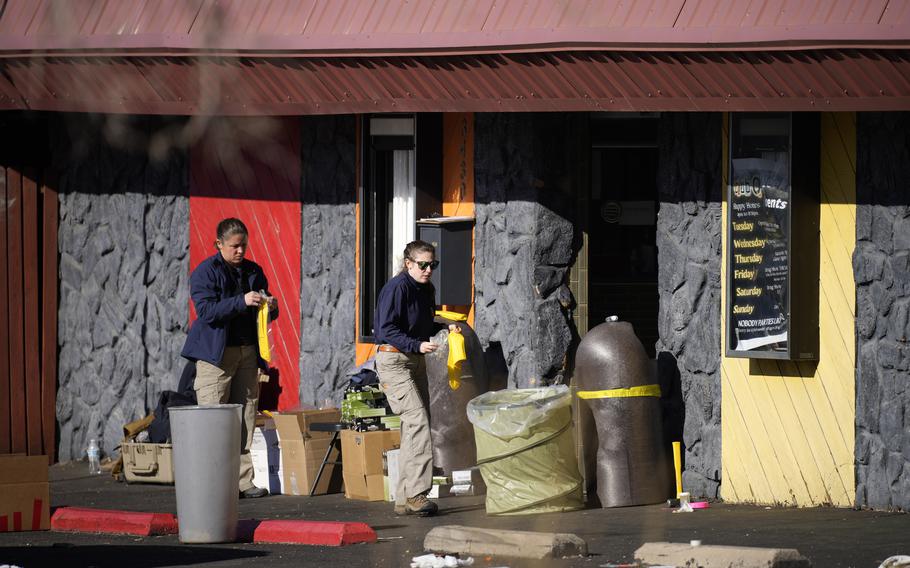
[721,113,856,507]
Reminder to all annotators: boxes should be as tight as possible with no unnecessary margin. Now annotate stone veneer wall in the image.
[855,111,910,510]
[473,113,579,387]
[299,115,357,406]
[55,115,189,460]
[655,113,723,498]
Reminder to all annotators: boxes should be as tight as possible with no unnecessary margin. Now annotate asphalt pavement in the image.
[0,461,907,568]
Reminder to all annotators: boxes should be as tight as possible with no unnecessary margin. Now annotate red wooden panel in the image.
[189,118,302,411]
[0,166,9,453]
[6,167,26,453]
[41,176,58,462]
[22,169,41,455]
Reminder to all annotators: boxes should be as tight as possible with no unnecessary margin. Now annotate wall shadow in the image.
[1,110,318,202]
[257,368,282,411]
[656,351,685,461]
[749,358,818,379]
[482,341,509,392]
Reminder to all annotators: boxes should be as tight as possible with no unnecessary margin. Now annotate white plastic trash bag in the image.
[466,384,572,440]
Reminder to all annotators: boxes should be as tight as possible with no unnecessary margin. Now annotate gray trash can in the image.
[170,404,241,543]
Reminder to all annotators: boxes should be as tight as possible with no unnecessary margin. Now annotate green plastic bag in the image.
[467,385,583,515]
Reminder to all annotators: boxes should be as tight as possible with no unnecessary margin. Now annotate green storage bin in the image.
[467,385,583,515]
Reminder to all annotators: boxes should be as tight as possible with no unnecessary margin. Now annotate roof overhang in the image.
[0,49,909,115]
[2,1,909,115]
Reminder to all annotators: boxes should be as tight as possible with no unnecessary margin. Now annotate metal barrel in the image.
[170,404,241,543]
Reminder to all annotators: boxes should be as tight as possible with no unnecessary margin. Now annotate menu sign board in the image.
[727,114,792,357]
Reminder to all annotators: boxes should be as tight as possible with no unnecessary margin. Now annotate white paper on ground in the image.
[410,554,474,568]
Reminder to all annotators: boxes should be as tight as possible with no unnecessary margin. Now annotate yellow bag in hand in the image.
[257,301,271,363]
[447,330,467,390]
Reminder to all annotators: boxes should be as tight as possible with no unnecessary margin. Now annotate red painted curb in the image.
[253,520,377,546]
[51,507,178,536]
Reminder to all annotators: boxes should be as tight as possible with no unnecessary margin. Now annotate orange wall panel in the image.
[442,113,476,327]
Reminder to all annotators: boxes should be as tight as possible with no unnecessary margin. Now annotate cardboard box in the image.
[426,469,486,499]
[383,448,400,502]
[122,442,175,484]
[251,423,282,494]
[341,429,400,501]
[273,409,343,496]
[0,455,50,531]
[273,409,340,442]
[451,468,482,486]
[281,436,343,495]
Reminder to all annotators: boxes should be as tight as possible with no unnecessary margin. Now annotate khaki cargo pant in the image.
[194,345,260,492]
[376,351,433,505]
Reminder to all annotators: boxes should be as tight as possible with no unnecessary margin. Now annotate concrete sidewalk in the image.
[0,461,907,567]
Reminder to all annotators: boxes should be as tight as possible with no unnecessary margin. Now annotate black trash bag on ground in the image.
[349,367,379,389]
[147,390,197,443]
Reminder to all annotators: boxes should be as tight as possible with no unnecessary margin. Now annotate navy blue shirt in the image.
[225,265,257,346]
[181,253,278,367]
[374,271,436,353]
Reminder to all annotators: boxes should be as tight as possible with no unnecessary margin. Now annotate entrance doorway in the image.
[587,115,659,356]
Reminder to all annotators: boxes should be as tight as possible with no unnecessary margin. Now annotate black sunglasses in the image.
[409,258,439,271]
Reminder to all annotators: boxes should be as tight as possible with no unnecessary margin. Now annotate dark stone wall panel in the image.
[655,113,723,499]
[299,115,357,406]
[55,114,189,460]
[855,111,910,511]
[474,113,578,387]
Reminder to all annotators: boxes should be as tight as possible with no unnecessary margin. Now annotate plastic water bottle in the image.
[87,439,101,474]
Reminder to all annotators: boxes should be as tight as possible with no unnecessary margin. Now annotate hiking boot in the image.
[240,486,269,499]
[395,493,438,517]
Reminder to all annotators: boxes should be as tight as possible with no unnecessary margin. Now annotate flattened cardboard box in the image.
[341,430,400,501]
[273,409,340,442]
[0,455,50,531]
[0,454,48,484]
[281,437,343,496]
[273,408,343,496]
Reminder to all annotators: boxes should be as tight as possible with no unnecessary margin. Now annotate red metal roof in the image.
[1,0,909,55]
[1,1,908,114]
[1,49,908,114]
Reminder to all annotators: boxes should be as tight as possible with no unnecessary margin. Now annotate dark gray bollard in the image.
[425,319,490,475]
[574,320,672,507]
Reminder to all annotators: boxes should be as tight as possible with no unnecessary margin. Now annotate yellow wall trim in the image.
[721,113,857,507]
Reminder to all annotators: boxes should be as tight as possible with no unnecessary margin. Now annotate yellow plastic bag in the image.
[447,330,466,390]
[257,301,271,363]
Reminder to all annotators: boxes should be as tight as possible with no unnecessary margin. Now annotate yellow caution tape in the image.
[436,309,469,322]
[576,384,661,399]
[257,302,271,363]
[447,330,467,390]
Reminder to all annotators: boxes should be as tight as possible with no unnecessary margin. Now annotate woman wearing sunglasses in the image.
[374,240,459,517]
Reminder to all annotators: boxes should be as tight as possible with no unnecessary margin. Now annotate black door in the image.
[588,115,659,356]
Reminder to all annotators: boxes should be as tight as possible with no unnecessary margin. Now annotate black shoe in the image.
[240,486,269,499]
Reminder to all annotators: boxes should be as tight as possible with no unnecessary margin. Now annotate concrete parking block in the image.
[424,525,587,560]
[635,541,811,567]
[253,520,377,546]
[50,507,178,536]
